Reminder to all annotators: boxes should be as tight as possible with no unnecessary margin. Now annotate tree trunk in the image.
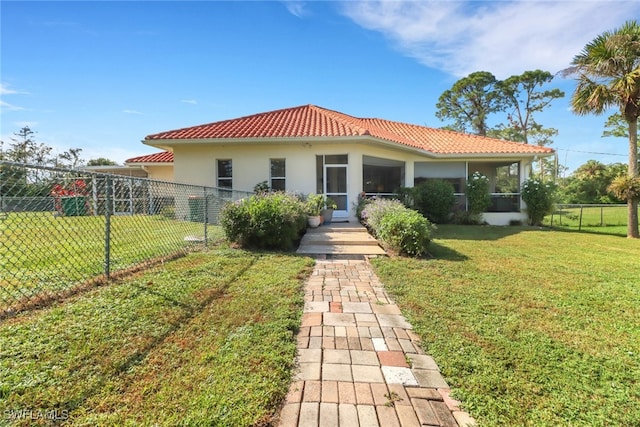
[628,118,639,238]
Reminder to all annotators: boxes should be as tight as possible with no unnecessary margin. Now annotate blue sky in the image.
[2,1,639,174]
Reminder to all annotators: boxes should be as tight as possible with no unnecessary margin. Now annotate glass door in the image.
[323,155,348,218]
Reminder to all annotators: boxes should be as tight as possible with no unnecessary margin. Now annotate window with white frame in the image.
[217,159,232,189]
[270,158,285,191]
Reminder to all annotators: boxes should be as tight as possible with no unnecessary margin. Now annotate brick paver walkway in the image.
[277,258,476,427]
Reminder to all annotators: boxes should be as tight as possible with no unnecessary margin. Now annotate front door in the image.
[321,155,348,219]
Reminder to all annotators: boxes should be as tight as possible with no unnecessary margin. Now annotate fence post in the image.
[578,205,584,231]
[104,175,112,279]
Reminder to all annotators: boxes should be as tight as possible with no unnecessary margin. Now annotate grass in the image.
[0,245,314,426]
[370,225,640,427]
[0,212,224,309]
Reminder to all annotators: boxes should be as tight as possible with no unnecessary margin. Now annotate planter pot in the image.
[307,216,321,228]
[321,208,334,224]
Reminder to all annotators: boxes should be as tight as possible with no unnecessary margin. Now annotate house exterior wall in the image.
[145,165,174,182]
[170,141,538,224]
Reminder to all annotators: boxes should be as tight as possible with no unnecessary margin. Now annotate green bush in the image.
[377,210,434,257]
[521,178,557,226]
[220,192,307,250]
[361,198,434,257]
[400,180,456,224]
[465,172,492,223]
[360,198,406,234]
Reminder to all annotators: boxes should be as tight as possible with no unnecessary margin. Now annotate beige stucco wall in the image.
[145,165,174,182]
[169,140,539,224]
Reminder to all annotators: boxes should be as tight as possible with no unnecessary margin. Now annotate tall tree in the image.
[564,20,640,238]
[495,70,565,145]
[58,148,84,169]
[435,71,502,136]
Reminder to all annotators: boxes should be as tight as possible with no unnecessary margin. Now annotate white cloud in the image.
[1,83,29,111]
[123,109,144,115]
[180,99,198,105]
[283,1,309,18]
[1,83,20,95]
[0,100,25,111]
[340,0,640,79]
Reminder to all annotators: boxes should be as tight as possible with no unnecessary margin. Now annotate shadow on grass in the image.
[548,226,628,238]
[427,241,468,261]
[432,224,531,241]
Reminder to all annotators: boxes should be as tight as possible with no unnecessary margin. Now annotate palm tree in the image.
[564,20,640,238]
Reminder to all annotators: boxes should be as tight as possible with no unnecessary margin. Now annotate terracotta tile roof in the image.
[125,151,174,164]
[144,105,554,156]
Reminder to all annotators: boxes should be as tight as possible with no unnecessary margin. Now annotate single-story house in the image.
[138,104,554,225]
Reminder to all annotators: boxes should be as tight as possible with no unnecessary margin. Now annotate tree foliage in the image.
[87,158,118,166]
[559,160,626,204]
[435,71,502,136]
[495,70,565,145]
[564,20,640,238]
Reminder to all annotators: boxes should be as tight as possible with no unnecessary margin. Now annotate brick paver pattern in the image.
[277,259,476,427]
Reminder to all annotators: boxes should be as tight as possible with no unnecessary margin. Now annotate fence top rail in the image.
[555,204,628,208]
[0,160,253,195]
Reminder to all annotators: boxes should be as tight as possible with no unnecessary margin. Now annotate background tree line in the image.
[0,126,117,197]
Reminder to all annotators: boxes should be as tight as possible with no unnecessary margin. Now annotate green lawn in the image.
[0,246,314,426]
[0,213,223,310]
[371,225,640,427]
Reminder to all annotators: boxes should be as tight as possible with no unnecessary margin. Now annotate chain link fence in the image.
[547,203,630,231]
[0,161,252,316]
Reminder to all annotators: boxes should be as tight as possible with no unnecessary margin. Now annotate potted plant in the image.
[305,193,324,227]
[321,197,337,224]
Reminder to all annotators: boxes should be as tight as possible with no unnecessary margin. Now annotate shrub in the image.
[401,180,456,224]
[465,172,492,223]
[360,198,406,235]
[220,192,306,250]
[521,178,557,226]
[361,198,434,257]
[355,192,371,222]
[377,210,434,257]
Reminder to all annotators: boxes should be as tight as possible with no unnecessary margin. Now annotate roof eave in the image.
[142,135,555,159]
[124,161,173,166]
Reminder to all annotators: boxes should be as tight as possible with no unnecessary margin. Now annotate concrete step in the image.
[300,232,380,246]
[306,225,367,233]
[296,222,386,256]
[296,244,387,255]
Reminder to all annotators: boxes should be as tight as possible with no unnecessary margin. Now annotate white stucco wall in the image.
[169,140,541,224]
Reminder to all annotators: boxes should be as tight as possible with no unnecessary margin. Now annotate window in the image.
[217,159,232,189]
[270,159,286,191]
[363,156,405,194]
